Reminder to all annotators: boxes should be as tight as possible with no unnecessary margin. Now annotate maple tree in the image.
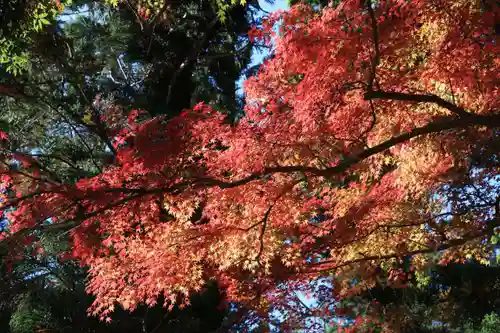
[0,0,499,331]
[0,0,263,331]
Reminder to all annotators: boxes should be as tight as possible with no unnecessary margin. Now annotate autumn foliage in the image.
[1,0,499,330]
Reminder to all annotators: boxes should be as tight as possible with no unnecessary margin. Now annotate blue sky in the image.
[236,0,289,95]
[261,0,289,12]
[252,0,289,65]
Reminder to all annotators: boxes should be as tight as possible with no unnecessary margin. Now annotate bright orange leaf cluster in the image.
[1,0,499,330]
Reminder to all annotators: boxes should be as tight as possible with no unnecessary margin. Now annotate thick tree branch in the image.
[362,1,475,120]
[5,112,500,237]
[366,1,380,91]
[200,112,500,188]
[365,90,475,118]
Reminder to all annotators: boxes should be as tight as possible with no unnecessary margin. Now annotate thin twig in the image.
[309,231,486,272]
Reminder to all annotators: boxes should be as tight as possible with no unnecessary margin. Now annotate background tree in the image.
[325,262,500,332]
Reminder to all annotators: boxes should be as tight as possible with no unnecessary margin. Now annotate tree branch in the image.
[366,0,380,91]
[201,112,500,189]
[310,231,486,272]
[36,193,144,232]
[26,153,84,173]
[255,205,273,267]
[5,112,500,237]
[364,90,475,118]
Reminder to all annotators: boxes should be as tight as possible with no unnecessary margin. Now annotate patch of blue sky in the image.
[58,4,90,25]
[236,0,289,96]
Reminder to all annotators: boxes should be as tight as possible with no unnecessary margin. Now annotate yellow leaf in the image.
[82,112,95,125]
